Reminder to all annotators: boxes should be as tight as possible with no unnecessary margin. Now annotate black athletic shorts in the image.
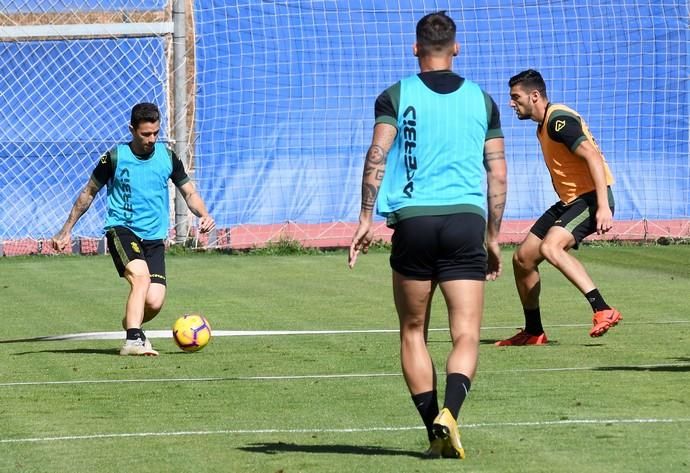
[105,226,167,285]
[390,212,487,282]
[530,187,615,249]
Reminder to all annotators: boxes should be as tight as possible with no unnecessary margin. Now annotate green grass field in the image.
[1,245,689,472]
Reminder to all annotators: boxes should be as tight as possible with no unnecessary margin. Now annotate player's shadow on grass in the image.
[478,338,561,346]
[431,338,561,346]
[240,442,424,458]
[11,348,121,356]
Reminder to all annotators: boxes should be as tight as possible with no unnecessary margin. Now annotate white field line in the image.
[4,319,690,341]
[1,362,689,388]
[2,417,689,444]
[0,373,399,387]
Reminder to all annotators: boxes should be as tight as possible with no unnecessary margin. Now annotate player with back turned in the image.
[349,11,507,459]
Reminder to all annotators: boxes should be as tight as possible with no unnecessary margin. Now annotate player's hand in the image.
[51,232,71,252]
[595,207,613,235]
[348,220,374,269]
[198,215,216,233]
[485,240,502,281]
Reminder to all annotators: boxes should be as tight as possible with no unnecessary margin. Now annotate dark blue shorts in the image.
[389,212,487,281]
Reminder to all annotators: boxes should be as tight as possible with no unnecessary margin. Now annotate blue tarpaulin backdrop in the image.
[193,1,689,227]
[0,1,687,239]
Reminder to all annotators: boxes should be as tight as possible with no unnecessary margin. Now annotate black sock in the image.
[524,307,544,335]
[126,328,145,341]
[411,391,439,442]
[443,373,471,420]
[585,289,610,312]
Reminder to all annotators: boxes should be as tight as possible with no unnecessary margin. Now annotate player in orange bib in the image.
[496,69,621,346]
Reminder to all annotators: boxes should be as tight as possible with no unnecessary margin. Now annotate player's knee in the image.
[125,271,152,291]
[512,249,533,272]
[539,239,561,264]
[144,285,166,321]
[400,317,426,335]
[450,330,479,348]
[145,297,164,315]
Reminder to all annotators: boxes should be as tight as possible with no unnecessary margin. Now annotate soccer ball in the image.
[172,314,212,352]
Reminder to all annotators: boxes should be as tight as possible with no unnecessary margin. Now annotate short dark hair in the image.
[509,69,548,98]
[416,11,456,56]
[130,102,160,129]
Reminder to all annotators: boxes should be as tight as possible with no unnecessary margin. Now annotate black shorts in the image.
[390,213,487,282]
[105,226,167,285]
[530,188,615,249]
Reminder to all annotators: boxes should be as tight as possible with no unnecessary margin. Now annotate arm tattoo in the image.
[366,144,386,165]
[361,183,378,211]
[488,192,506,234]
[76,188,94,211]
[490,203,505,234]
[361,144,387,212]
[484,150,505,161]
[62,188,95,230]
[483,150,505,170]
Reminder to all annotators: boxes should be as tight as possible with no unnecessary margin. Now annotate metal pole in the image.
[173,0,189,245]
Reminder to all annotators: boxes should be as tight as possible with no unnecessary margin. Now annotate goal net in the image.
[191,0,688,246]
[1,1,688,254]
[0,1,174,254]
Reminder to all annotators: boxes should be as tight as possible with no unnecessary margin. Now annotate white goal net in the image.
[0,1,176,254]
[1,1,688,255]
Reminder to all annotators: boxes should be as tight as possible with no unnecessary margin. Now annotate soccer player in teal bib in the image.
[52,103,215,356]
[349,11,507,459]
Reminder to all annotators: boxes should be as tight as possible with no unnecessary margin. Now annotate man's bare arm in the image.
[349,123,396,268]
[177,181,216,233]
[484,138,507,242]
[359,123,397,218]
[575,140,613,234]
[52,177,103,250]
